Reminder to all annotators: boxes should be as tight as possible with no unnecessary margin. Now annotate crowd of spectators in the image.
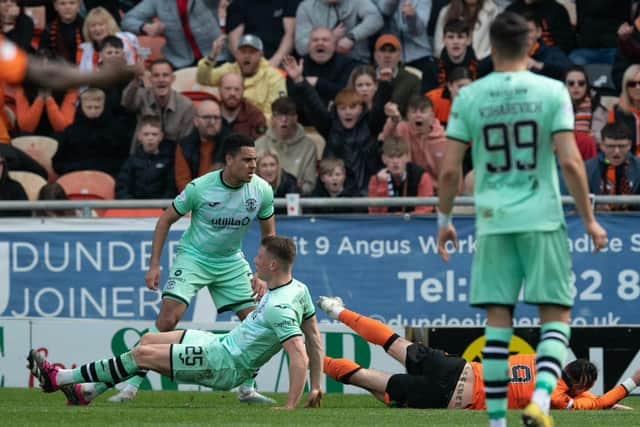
[2,0,640,217]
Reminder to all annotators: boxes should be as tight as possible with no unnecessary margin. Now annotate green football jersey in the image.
[446,70,574,235]
[221,278,315,374]
[172,169,274,258]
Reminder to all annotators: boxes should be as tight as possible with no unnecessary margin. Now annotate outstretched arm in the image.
[25,59,135,91]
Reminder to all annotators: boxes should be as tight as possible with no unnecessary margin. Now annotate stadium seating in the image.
[99,208,164,217]
[11,135,58,182]
[8,170,47,201]
[57,170,115,200]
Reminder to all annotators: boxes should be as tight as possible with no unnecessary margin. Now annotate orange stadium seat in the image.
[173,67,219,99]
[57,170,115,200]
[99,208,164,217]
[11,135,59,182]
[8,170,47,201]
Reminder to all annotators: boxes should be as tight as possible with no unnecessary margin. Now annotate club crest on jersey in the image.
[245,198,257,212]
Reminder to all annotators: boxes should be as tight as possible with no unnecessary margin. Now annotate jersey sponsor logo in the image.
[245,198,257,212]
[178,346,204,367]
[273,319,296,329]
[211,217,251,228]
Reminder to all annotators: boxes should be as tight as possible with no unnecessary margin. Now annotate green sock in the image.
[122,325,160,389]
[482,326,513,420]
[535,321,570,394]
[241,377,256,389]
[71,351,139,385]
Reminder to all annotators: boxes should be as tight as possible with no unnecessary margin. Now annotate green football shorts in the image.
[469,226,573,308]
[162,250,255,313]
[171,329,246,389]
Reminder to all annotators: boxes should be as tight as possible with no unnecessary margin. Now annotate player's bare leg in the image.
[323,356,390,402]
[317,296,411,365]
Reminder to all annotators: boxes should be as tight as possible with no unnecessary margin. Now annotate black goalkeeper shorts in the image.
[385,343,467,408]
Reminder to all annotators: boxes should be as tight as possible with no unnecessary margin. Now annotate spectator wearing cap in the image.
[218,72,267,140]
[374,0,434,93]
[368,136,434,214]
[226,0,297,68]
[286,26,357,113]
[121,0,223,68]
[295,0,383,64]
[373,34,421,117]
[197,34,286,121]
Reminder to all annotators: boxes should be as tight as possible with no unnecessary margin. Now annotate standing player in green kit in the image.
[436,12,607,427]
[61,133,278,405]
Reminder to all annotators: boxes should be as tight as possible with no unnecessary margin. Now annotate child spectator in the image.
[116,116,175,199]
[379,94,447,190]
[368,137,434,214]
[565,65,607,145]
[53,88,129,177]
[585,122,640,211]
[78,6,138,71]
[424,19,478,92]
[39,0,84,63]
[608,64,640,155]
[1,0,34,52]
[308,157,364,214]
[37,182,76,217]
[14,49,78,136]
[434,0,502,60]
[426,66,473,126]
[0,152,30,217]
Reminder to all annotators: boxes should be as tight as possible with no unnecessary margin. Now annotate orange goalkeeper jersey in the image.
[0,36,27,85]
[470,354,537,410]
[551,378,629,410]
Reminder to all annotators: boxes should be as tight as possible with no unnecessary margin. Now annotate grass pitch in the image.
[1,388,639,426]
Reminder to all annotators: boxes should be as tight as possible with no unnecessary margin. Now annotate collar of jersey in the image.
[270,279,293,291]
[220,169,245,190]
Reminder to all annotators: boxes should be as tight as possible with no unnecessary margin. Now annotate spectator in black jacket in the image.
[284,55,388,196]
[286,26,357,114]
[53,88,129,177]
[0,152,30,217]
[506,0,575,54]
[39,0,84,63]
[116,116,175,199]
[569,0,630,65]
[1,0,34,52]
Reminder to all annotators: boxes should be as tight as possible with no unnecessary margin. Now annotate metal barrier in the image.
[0,195,640,217]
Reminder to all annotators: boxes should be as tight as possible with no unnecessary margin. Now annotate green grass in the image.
[1,388,639,426]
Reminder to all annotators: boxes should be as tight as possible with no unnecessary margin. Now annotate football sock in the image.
[121,325,160,390]
[338,309,396,349]
[323,356,361,383]
[64,351,139,385]
[482,326,513,421]
[533,321,570,413]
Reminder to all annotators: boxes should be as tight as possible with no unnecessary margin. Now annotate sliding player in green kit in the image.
[29,236,324,409]
[436,12,607,427]
[60,133,277,405]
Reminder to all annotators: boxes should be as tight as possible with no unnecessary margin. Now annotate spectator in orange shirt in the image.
[426,66,473,126]
[368,137,434,214]
[318,295,640,411]
[14,49,78,136]
[608,64,640,156]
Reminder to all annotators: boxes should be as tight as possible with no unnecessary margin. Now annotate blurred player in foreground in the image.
[318,296,639,411]
[436,12,607,427]
[28,236,324,409]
